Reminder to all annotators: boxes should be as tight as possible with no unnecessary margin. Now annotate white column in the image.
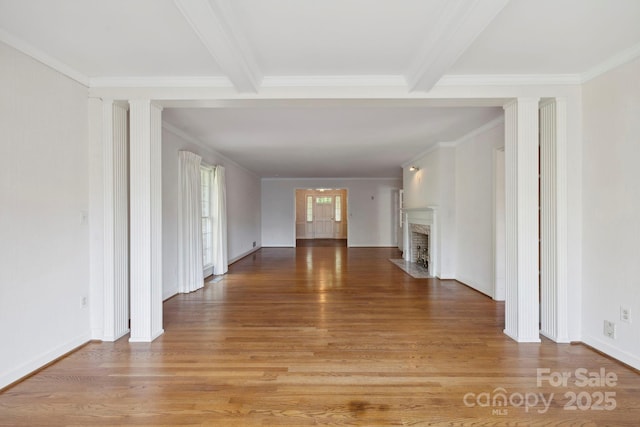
[540,99,569,343]
[102,99,114,340]
[102,100,130,341]
[503,98,541,343]
[88,98,104,339]
[129,100,164,342]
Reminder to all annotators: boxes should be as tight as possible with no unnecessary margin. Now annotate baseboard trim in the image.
[229,246,261,264]
[581,334,640,371]
[163,288,178,301]
[347,245,398,248]
[0,333,91,391]
[454,275,493,298]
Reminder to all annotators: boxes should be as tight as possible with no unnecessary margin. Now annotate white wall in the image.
[162,126,261,300]
[402,145,457,278]
[455,121,504,297]
[581,57,640,369]
[261,178,401,247]
[0,42,90,388]
[439,147,456,278]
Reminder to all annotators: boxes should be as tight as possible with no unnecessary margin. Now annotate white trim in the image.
[451,116,505,147]
[90,76,233,88]
[174,0,261,93]
[0,28,89,86]
[581,41,640,83]
[503,98,541,343]
[163,289,177,302]
[539,98,570,343]
[261,75,407,88]
[129,329,164,343]
[582,335,640,371]
[456,275,492,298]
[401,141,456,168]
[436,74,582,87]
[162,122,259,178]
[128,100,164,343]
[228,246,261,264]
[0,333,90,389]
[407,0,510,92]
[346,244,399,248]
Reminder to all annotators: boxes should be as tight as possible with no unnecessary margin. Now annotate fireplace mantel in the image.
[401,206,438,277]
[402,206,436,224]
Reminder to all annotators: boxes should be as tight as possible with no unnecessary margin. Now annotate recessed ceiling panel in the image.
[231,0,449,76]
[450,0,640,74]
[0,0,224,77]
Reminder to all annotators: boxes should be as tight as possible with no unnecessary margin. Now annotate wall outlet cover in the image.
[620,307,631,323]
[603,320,616,339]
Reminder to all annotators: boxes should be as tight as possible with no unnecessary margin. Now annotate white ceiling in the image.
[1,0,639,178]
[164,104,502,178]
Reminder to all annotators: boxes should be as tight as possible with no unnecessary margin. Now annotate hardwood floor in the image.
[1,246,638,426]
[296,238,348,247]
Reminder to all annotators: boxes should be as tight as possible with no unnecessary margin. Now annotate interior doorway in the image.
[295,189,348,245]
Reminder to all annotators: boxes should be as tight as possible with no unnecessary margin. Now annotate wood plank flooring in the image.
[1,246,639,426]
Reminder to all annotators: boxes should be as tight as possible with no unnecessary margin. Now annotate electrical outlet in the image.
[620,306,631,323]
[603,320,616,339]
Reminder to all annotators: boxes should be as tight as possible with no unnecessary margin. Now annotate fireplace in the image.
[410,223,429,268]
[402,207,437,277]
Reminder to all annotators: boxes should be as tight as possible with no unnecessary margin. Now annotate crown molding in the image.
[401,142,447,168]
[261,75,408,88]
[406,0,510,92]
[451,116,504,146]
[162,121,259,178]
[401,116,504,168]
[174,0,262,93]
[0,28,89,86]
[436,73,582,87]
[89,76,233,88]
[581,41,640,84]
[88,73,585,91]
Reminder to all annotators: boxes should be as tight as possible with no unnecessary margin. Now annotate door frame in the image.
[293,188,349,246]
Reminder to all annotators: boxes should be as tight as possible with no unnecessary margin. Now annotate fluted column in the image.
[102,100,130,342]
[129,100,164,342]
[540,99,569,343]
[503,98,541,343]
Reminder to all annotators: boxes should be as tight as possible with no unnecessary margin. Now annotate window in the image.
[335,195,341,222]
[201,166,214,268]
[315,196,332,204]
[306,195,313,222]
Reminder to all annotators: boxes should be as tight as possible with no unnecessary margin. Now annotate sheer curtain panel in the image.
[177,151,204,293]
[212,166,228,275]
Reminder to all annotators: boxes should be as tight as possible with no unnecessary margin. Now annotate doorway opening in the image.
[295,189,348,247]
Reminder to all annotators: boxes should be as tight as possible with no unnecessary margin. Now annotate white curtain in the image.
[177,151,204,293]
[212,166,228,275]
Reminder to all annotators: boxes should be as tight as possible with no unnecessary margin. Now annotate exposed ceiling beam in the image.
[406,0,510,92]
[174,0,261,93]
